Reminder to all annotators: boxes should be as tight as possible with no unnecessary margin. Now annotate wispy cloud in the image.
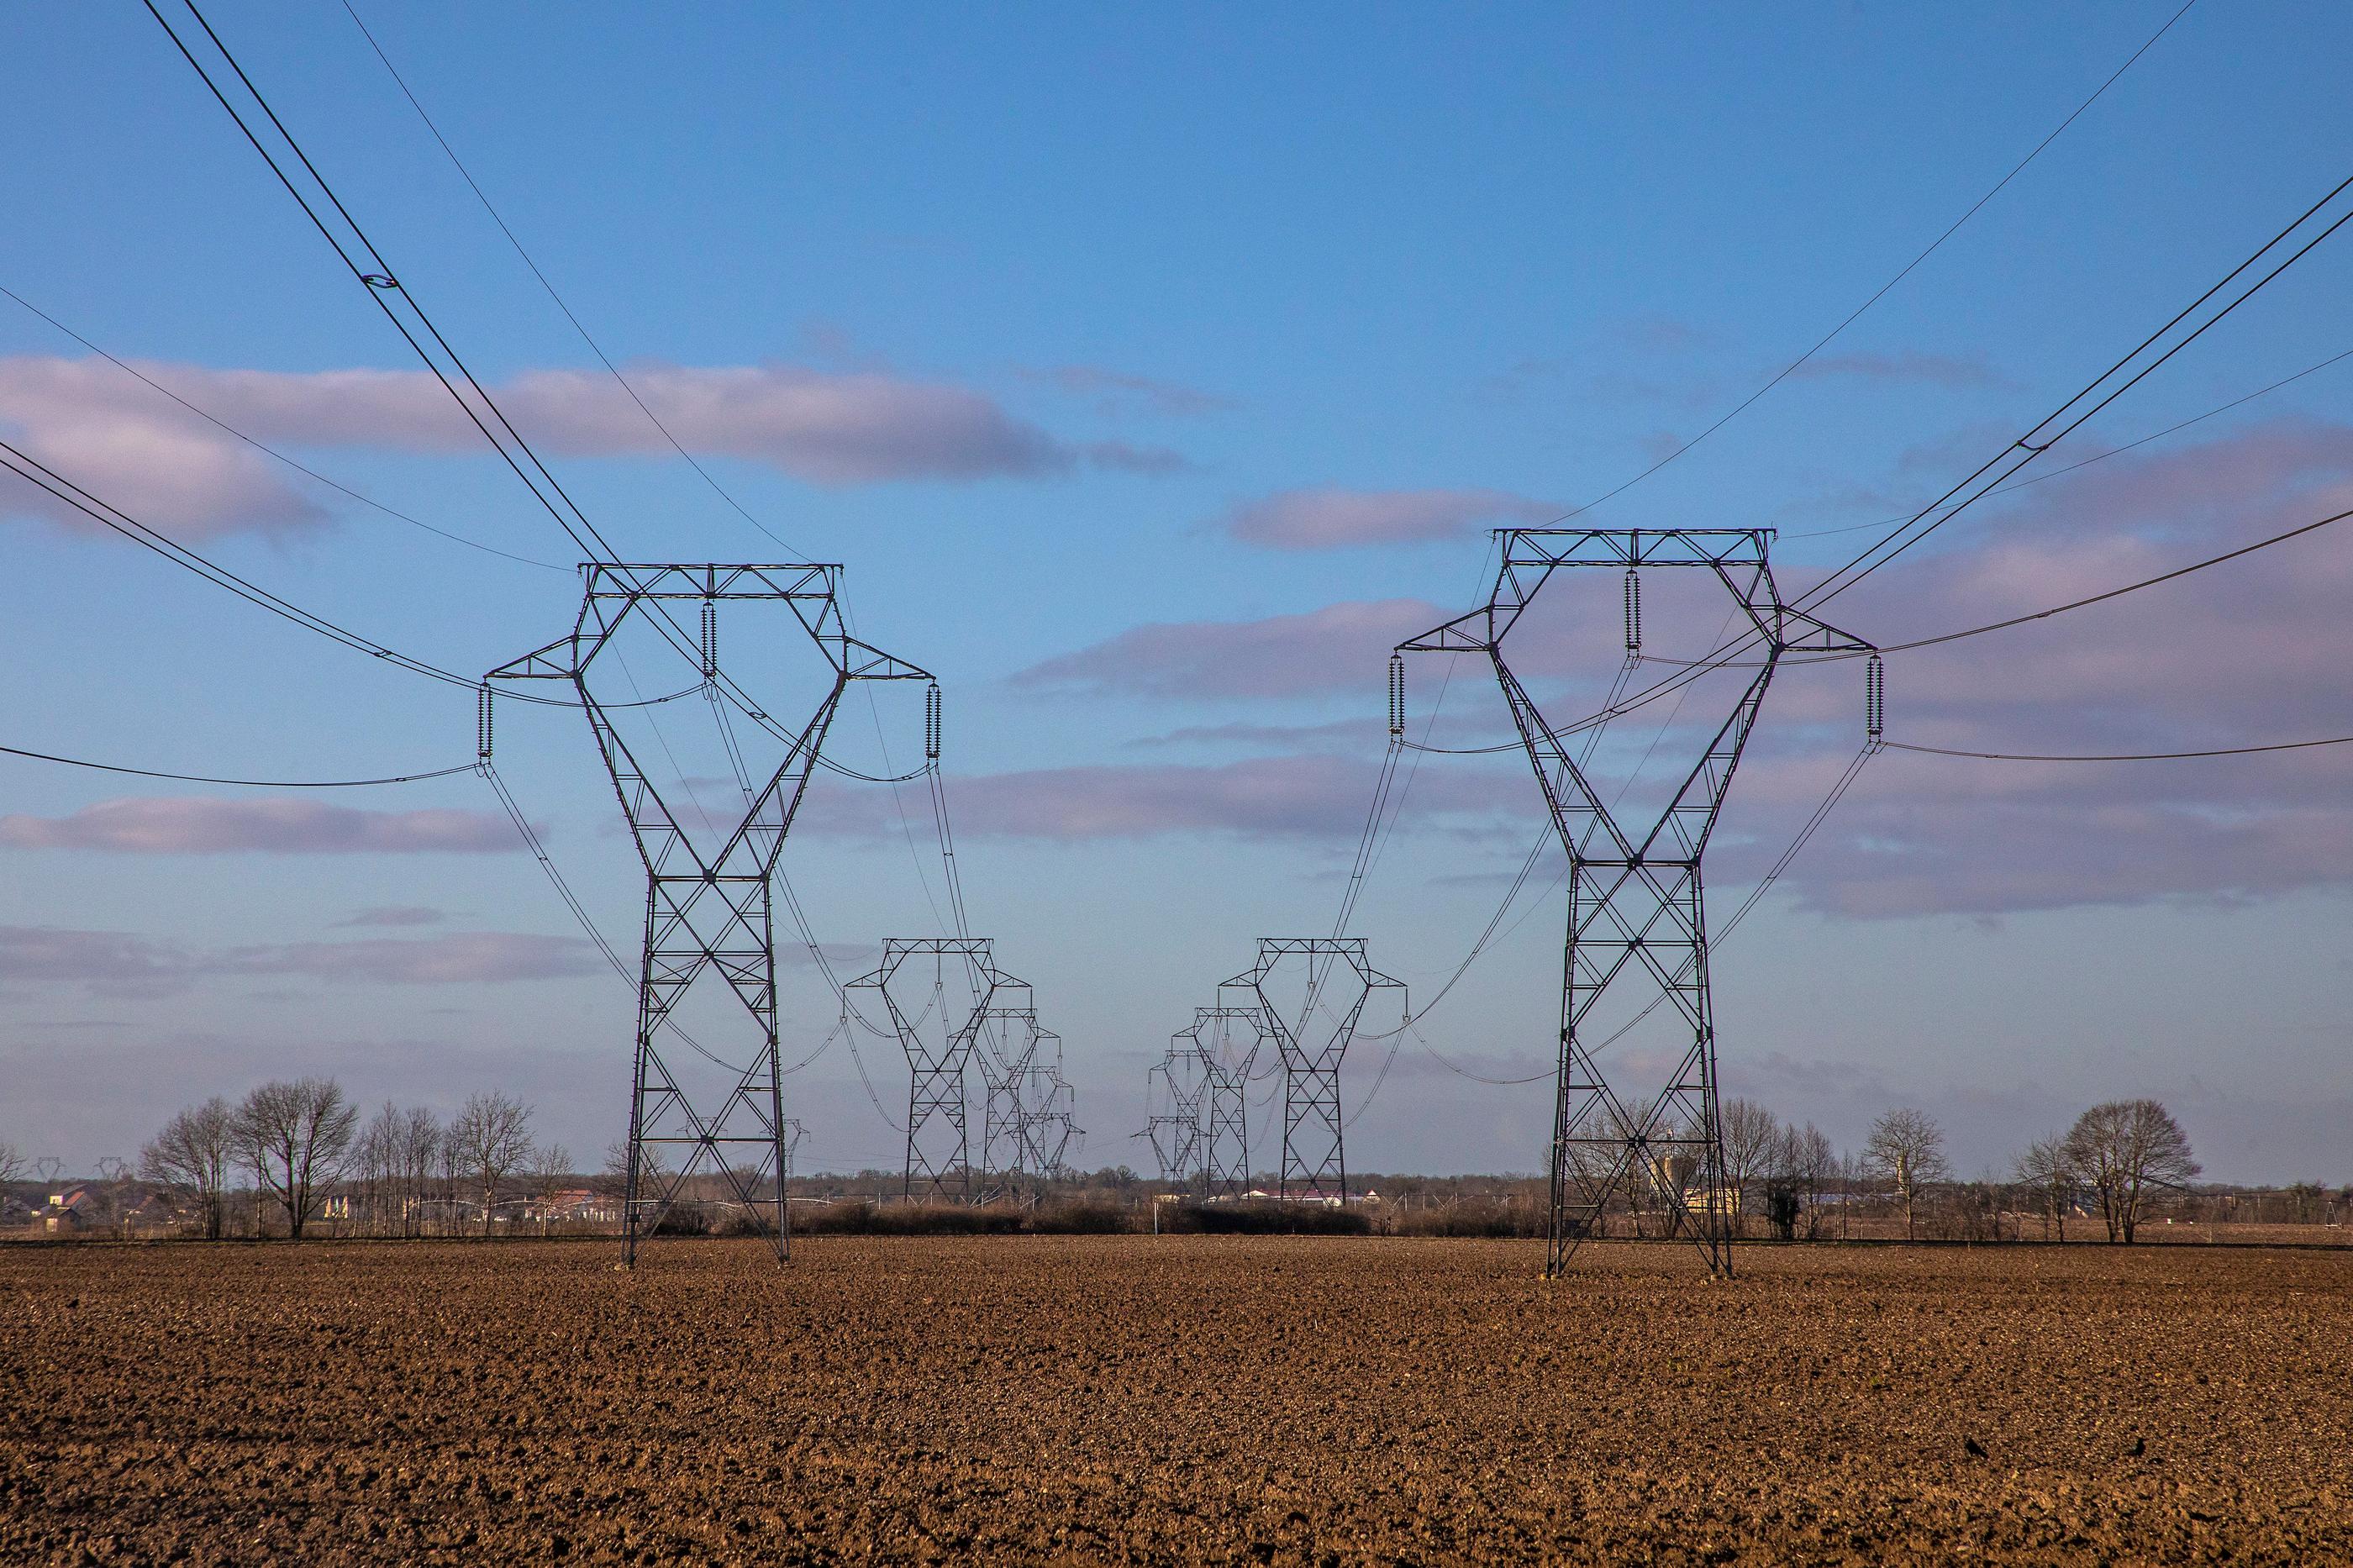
[0,797,516,855]
[226,933,597,985]
[1018,364,1235,418]
[0,925,196,999]
[1219,487,1557,550]
[1790,350,2008,390]
[0,355,1182,539]
[1013,597,1446,699]
[1713,419,2353,916]
[0,923,598,997]
[332,905,447,928]
[808,753,1519,841]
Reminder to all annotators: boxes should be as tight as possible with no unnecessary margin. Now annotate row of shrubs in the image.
[646,1198,1555,1239]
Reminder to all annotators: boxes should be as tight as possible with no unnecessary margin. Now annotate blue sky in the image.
[3,2,2351,1183]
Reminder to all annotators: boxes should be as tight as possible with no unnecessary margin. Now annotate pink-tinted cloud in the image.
[811,754,1520,841]
[225,933,597,985]
[0,359,329,539]
[1692,418,2353,915]
[1221,487,1558,550]
[497,364,1082,482]
[333,905,447,928]
[0,925,194,999]
[0,923,591,995]
[1013,598,1448,699]
[1019,365,1234,418]
[0,355,1173,539]
[0,797,516,855]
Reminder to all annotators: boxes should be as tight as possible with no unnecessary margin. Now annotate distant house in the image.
[121,1193,187,1236]
[526,1188,619,1224]
[42,1190,88,1234]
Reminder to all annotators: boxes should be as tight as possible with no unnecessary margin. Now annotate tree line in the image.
[1712,1096,2207,1243]
[137,1077,566,1240]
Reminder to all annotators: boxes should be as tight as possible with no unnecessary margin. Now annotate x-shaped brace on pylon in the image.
[1397,529,1871,1276]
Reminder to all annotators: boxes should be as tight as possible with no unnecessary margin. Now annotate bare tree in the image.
[436,1121,466,1236]
[0,1141,24,1186]
[1863,1108,1950,1241]
[1719,1098,1779,1229]
[2064,1099,2198,1244]
[2286,1181,2325,1225]
[140,1097,238,1239]
[529,1143,573,1236]
[2013,1135,2077,1242]
[393,1106,440,1237]
[233,1078,358,1240]
[355,1102,397,1236]
[1768,1122,1835,1240]
[449,1092,535,1239]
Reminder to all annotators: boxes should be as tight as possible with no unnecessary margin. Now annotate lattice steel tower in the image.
[976,1007,1062,1197]
[1143,1044,1207,1192]
[1223,939,1403,1201]
[1186,1005,1269,1197]
[1398,529,1871,1276]
[1015,1036,1080,1180]
[848,938,1024,1200]
[488,564,929,1265]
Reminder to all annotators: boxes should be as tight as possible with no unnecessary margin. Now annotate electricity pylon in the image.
[1144,1044,1207,1192]
[488,563,929,1265]
[1016,1036,1080,1180]
[1185,1006,1268,1197]
[1398,529,1871,1277]
[1222,939,1404,1202]
[976,1007,1061,1197]
[847,938,1024,1200]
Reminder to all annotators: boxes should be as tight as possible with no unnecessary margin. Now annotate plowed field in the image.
[4,1237,2350,1564]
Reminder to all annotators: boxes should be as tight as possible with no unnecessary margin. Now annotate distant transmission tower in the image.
[847,938,1024,1200]
[976,1007,1062,1198]
[1143,1044,1207,1192]
[1223,939,1404,1202]
[1398,529,1871,1276]
[487,564,929,1265]
[1186,1006,1268,1197]
[1018,1039,1080,1180]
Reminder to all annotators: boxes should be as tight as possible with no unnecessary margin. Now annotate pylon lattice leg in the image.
[1396,530,1875,1281]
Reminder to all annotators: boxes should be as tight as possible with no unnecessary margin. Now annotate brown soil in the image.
[3,1237,2349,1564]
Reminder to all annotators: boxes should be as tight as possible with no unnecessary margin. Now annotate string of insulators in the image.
[1387,655,1405,738]
[1866,654,1885,739]
[698,599,718,680]
[476,684,493,760]
[924,681,942,761]
[1624,569,1641,654]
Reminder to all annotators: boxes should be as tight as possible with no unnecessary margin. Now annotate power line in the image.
[1782,342,2353,541]
[0,435,703,714]
[1865,502,2353,655]
[334,4,974,955]
[2,436,480,695]
[336,0,813,563]
[0,280,566,573]
[477,760,747,1077]
[1801,170,2353,613]
[1549,0,2196,523]
[1882,735,2353,762]
[1644,500,2353,668]
[145,0,802,751]
[0,744,471,789]
[1494,166,2353,760]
